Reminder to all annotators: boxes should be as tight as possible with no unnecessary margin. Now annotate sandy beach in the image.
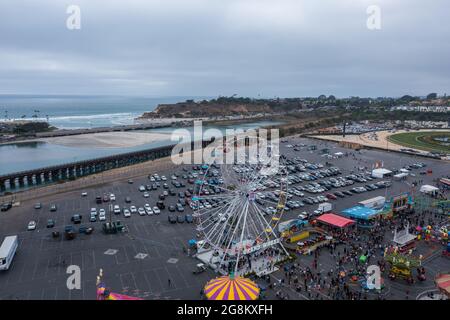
[41,131,174,148]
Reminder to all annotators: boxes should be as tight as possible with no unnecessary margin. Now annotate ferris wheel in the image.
[192,135,289,275]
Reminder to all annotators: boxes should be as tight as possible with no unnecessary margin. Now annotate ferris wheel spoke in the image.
[246,205,265,239]
[201,198,241,242]
[196,199,237,231]
[234,200,250,274]
[256,197,281,207]
[210,197,245,249]
[251,201,278,238]
[218,197,249,268]
[196,201,235,228]
[250,202,273,242]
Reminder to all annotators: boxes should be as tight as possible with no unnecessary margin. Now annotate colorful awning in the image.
[204,275,260,300]
[316,213,355,228]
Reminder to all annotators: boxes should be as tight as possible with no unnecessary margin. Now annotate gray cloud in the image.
[0,0,449,97]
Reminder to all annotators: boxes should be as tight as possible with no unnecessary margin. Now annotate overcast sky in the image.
[0,0,449,98]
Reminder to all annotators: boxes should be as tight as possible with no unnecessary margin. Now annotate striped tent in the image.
[204,275,260,300]
[435,274,450,297]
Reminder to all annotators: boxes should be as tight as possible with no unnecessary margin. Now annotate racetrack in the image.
[388,131,450,153]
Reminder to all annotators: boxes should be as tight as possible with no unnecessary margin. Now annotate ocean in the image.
[0,95,209,129]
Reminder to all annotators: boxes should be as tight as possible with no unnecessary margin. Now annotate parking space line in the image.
[174,265,189,288]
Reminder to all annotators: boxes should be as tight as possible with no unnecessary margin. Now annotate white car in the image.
[138,207,146,216]
[298,213,308,220]
[90,208,97,216]
[99,208,106,215]
[146,207,153,215]
[153,207,161,214]
[81,192,88,197]
[123,209,131,218]
[110,194,116,201]
[27,221,37,231]
[143,192,150,198]
[113,205,121,214]
[130,206,137,213]
[150,177,155,182]
[99,212,106,221]
[139,186,146,192]
[161,176,167,181]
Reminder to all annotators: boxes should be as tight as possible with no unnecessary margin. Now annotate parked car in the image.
[123,209,131,218]
[177,215,185,223]
[71,214,82,224]
[0,202,12,211]
[156,200,166,210]
[113,205,121,214]
[168,215,177,224]
[46,219,55,228]
[27,220,37,231]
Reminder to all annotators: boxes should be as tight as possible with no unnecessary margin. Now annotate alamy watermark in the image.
[366,265,382,290]
[66,265,81,290]
[66,5,81,30]
[367,5,381,30]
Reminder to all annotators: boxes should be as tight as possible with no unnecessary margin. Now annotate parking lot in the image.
[0,136,449,300]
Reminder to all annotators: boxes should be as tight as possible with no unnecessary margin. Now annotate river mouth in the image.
[0,120,284,175]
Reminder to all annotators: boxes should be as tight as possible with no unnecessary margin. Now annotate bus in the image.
[0,235,18,271]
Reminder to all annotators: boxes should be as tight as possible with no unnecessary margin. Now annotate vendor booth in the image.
[371,168,392,179]
[420,185,439,195]
[341,206,379,228]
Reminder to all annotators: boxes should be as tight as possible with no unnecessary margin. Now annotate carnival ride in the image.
[384,247,423,284]
[203,274,260,300]
[379,192,414,217]
[96,269,142,300]
[435,274,450,298]
[193,135,289,276]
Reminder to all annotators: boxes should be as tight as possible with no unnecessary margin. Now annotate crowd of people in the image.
[257,201,448,300]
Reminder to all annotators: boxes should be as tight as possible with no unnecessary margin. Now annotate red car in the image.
[325,193,337,200]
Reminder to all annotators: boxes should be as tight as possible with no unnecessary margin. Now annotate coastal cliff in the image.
[138,97,303,119]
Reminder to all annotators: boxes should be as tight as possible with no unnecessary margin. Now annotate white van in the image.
[0,235,18,271]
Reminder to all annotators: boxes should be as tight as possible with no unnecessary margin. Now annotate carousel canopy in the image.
[435,274,450,296]
[204,275,260,300]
